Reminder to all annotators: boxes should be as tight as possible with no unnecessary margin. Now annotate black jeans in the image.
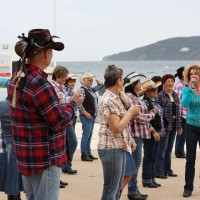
[175,117,186,157]
[184,124,200,192]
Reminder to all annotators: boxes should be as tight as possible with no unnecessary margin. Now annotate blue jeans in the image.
[62,118,78,170]
[184,124,200,192]
[142,136,156,183]
[154,133,169,176]
[80,114,95,154]
[5,144,23,195]
[98,149,126,200]
[22,166,61,200]
[164,121,177,174]
[175,117,186,157]
[128,138,143,195]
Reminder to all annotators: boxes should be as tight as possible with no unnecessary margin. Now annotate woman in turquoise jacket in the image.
[182,64,200,198]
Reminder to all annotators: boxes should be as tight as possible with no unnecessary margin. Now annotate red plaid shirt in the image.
[7,64,76,176]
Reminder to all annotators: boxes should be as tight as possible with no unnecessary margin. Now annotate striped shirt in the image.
[98,89,134,152]
[7,64,76,176]
[174,80,187,119]
[127,93,155,139]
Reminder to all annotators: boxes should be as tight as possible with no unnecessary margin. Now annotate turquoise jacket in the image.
[182,86,200,127]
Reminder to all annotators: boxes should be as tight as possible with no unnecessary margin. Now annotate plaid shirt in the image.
[7,64,76,176]
[155,90,181,132]
[174,81,187,119]
[127,93,155,139]
[98,90,134,152]
[79,84,103,117]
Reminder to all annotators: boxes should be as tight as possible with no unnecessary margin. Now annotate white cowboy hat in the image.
[138,80,162,96]
[67,74,77,80]
[124,72,146,88]
[80,72,95,84]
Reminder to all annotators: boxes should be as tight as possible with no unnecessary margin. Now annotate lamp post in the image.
[53,0,56,67]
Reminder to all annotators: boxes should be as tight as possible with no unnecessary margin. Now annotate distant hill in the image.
[102,36,200,61]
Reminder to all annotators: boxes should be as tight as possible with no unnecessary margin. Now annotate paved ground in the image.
[1,122,200,200]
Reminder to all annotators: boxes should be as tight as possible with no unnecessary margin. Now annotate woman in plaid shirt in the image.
[124,72,157,200]
[98,65,140,200]
[155,74,182,179]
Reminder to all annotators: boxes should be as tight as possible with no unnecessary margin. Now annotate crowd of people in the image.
[0,28,200,200]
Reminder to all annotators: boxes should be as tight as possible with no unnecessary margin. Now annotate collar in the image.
[25,64,48,79]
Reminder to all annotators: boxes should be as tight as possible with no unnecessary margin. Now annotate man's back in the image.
[7,64,75,176]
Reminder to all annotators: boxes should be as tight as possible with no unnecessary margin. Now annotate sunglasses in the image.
[148,88,158,92]
[87,79,93,82]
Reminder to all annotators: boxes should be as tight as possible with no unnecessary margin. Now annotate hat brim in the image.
[15,41,64,58]
[80,74,95,84]
[124,73,146,88]
[139,81,162,96]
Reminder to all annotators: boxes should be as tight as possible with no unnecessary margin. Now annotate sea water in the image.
[0,60,199,101]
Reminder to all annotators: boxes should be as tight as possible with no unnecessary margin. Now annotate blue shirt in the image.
[182,86,200,127]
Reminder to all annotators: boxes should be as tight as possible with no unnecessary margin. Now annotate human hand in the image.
[68,120,73,126]
[71,89,83,106]
[177,128,183,136]
[153,132,160,142]
[131,140,137,152]
[129,105,141,118]
[84,112,92,120]
[151,107,158,115]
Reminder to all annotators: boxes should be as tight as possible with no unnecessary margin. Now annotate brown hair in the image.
[52,65,69,80]
[183,64,200,85]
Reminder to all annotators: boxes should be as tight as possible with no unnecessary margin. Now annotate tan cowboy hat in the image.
[138,80,162,96]
[80,72,95,84]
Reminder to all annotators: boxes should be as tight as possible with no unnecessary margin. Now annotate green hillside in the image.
[103,36,200,61]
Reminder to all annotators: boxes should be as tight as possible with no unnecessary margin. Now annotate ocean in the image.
[0,60,199,101]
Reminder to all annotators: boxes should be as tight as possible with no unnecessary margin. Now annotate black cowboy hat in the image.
[174,66,185,78]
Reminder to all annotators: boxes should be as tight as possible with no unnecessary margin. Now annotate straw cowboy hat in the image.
[67,74,78,80]
[80,72,96,84]
[138,80,162,96]
[15,29,64,58]
[124,72,146,88]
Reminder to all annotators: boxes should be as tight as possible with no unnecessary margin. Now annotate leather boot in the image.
[81,153,93,161]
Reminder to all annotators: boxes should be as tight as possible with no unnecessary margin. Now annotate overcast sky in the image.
[0,0,200,61]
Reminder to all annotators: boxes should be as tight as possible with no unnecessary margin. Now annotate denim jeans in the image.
[0,152,7,191]
[5,144,23,195]
[22,166,61,200]
[154,133,169,176]
[62,118,78,171]
[164,121,177,174]
[80,114,96,154]
[128,137,143,195]
[175,117,186,157]
[98,149,126,200]
[184,124,200,192]
[142,136,156,183]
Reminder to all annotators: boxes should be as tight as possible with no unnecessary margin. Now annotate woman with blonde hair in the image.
[182,64,200,198]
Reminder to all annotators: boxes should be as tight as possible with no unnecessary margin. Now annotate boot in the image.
[81,153,93,161]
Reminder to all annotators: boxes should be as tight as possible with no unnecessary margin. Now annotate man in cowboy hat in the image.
[7,29,83,200]
[174,66,187,158]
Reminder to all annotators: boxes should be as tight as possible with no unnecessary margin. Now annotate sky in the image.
[0,0,200,61]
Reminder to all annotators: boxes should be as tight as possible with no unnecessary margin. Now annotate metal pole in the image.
[53,0,56,67]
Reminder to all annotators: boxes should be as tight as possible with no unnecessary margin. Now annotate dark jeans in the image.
[128,138,143,194]
[184,124,200,192]
[175,117,186,157]
[155,134,169,176]
[62,118,78,170]
[142,135,157,183]
[164,121,177,175]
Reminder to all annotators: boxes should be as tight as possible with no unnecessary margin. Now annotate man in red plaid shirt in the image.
[7,29,82,200]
